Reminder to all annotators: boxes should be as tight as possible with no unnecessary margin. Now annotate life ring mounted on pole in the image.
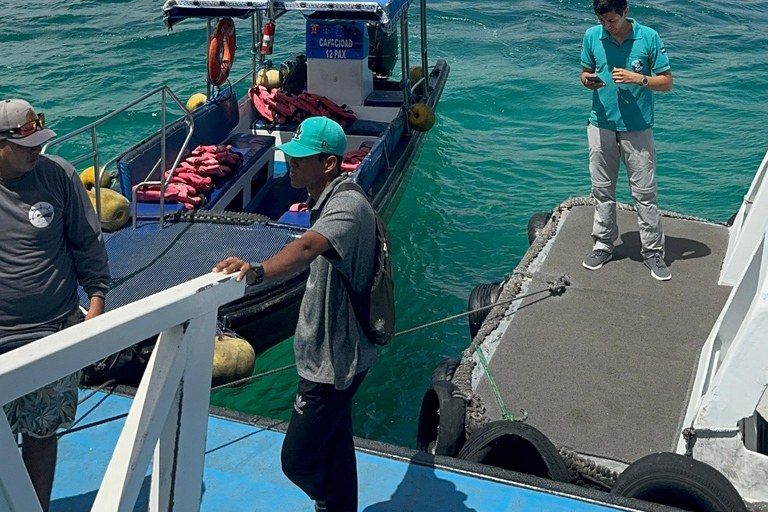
[208,18,236,88]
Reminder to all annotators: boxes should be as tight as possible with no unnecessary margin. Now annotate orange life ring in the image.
[208,18,236,87]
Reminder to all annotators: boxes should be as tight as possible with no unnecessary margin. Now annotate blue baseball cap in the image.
[276,116,346,158]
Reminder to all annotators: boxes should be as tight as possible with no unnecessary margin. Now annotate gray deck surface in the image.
[477,206,732,463]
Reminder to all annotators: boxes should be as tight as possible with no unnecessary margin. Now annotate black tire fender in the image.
[430,357,461,383]
[457,420,571,483]
[467,282,501,340]
[416,381,466,457]
[611,453,747,512]
[527,211,552,246]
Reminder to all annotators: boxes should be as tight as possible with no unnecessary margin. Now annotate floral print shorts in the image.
[3,371,80,438]
[2,310,82,438]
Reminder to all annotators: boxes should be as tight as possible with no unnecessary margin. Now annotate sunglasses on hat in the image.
[0,113,45,139]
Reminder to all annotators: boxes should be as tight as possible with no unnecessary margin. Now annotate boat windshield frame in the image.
[162,0,414,35]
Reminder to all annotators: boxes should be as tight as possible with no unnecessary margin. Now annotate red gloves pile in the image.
[134,144,242,210]
[249,86,357,128]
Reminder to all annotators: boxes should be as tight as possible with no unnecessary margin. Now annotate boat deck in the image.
[476,205,732,463]
[85,219,304,311]
[49,391,676,512]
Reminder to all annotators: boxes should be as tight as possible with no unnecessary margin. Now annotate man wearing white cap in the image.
[0,99,110,511]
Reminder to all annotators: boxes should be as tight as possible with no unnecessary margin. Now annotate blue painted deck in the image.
[49,391,654,512]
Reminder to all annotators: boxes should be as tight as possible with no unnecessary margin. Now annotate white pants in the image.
[588,122,665,258]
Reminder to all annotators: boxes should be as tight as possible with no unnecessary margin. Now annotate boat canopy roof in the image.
[162,0,413,33]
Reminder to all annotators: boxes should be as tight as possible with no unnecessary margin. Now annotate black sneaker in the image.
[582,249,612,270]
[644,253,671,281]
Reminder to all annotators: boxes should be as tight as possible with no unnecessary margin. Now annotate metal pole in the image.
[402,13,410,79]
[92,127,102,223]
[251,14,258,84]
[420,0,429,100]
[159,89,166,229]
[256,11,264,66]
[206,20,212,98]
[400,16,411,135]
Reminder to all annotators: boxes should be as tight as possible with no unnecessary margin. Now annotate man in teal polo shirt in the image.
[580,0,673,280]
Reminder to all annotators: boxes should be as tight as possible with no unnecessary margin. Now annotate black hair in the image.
[593,0,627,16]
[318,152,343,175]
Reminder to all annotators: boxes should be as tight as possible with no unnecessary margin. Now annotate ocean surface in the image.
[2,0,767,448]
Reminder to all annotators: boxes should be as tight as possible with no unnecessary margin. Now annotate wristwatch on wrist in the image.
[640,75,648,87]
[249,263,265,285]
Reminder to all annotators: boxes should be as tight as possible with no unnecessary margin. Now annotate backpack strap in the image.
[326,181,374,341]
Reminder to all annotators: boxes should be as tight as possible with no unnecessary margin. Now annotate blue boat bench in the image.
[117,91,274,219]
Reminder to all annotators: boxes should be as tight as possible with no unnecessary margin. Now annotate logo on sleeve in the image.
[631,59,643,73]
[660,46,666,54]
[28,202,55,228]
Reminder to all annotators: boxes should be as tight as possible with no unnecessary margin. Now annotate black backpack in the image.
[330,182,395,345]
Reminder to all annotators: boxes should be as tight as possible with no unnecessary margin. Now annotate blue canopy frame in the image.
[162,0,413,34]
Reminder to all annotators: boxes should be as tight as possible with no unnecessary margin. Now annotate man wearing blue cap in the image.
[215,116,378,512]
[0,99,110,512]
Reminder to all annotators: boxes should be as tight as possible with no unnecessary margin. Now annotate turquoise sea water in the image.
[2,0,767,448]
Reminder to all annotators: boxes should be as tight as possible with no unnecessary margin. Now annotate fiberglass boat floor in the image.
[477,205,732,464]
[50,392,639,512]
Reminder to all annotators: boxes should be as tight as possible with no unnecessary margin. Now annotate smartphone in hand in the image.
[586,74,605,86]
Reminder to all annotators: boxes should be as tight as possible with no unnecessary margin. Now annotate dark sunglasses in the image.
[0,113,45,139]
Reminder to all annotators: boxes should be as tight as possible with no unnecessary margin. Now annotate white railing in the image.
[720,149,768,285]
[0,273,245,512]
[678,191,768,503]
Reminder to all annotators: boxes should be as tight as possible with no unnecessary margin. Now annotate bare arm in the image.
[611,68,673,91]
[85,296,105,321]
[213,230,332,285]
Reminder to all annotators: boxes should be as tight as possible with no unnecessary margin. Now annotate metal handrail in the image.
[419,0,429,101]
[131,88,195,229]
[231,69,255,89]
[42,85,194,230]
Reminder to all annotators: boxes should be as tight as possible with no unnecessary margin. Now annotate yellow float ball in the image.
[80,166,111,191]
[211,335,256,387]
[186,93,208,112]
[407,103,436,132]
[255,68,282,90]
[87,188,130,232]
[409,65,424,87]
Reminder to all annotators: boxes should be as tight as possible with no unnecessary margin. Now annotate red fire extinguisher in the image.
[261,21,275,55]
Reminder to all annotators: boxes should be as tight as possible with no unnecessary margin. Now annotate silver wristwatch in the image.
[640,75,648,87]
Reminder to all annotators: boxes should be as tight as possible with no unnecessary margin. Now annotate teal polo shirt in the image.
[581,18,670,132]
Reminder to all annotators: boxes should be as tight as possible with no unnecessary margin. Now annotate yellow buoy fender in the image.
[408,103,436,132]
[86,188,130,232]
[409,65,424,87]
[80,166,111,191]
[212,335,256,387]
[186,93,208,112]
[255,67,282,90]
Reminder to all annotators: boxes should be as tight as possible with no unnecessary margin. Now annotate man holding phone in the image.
[580,0,673,281]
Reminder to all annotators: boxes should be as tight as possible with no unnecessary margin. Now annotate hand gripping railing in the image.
[0,273,245,512]
[42,86,195,230]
